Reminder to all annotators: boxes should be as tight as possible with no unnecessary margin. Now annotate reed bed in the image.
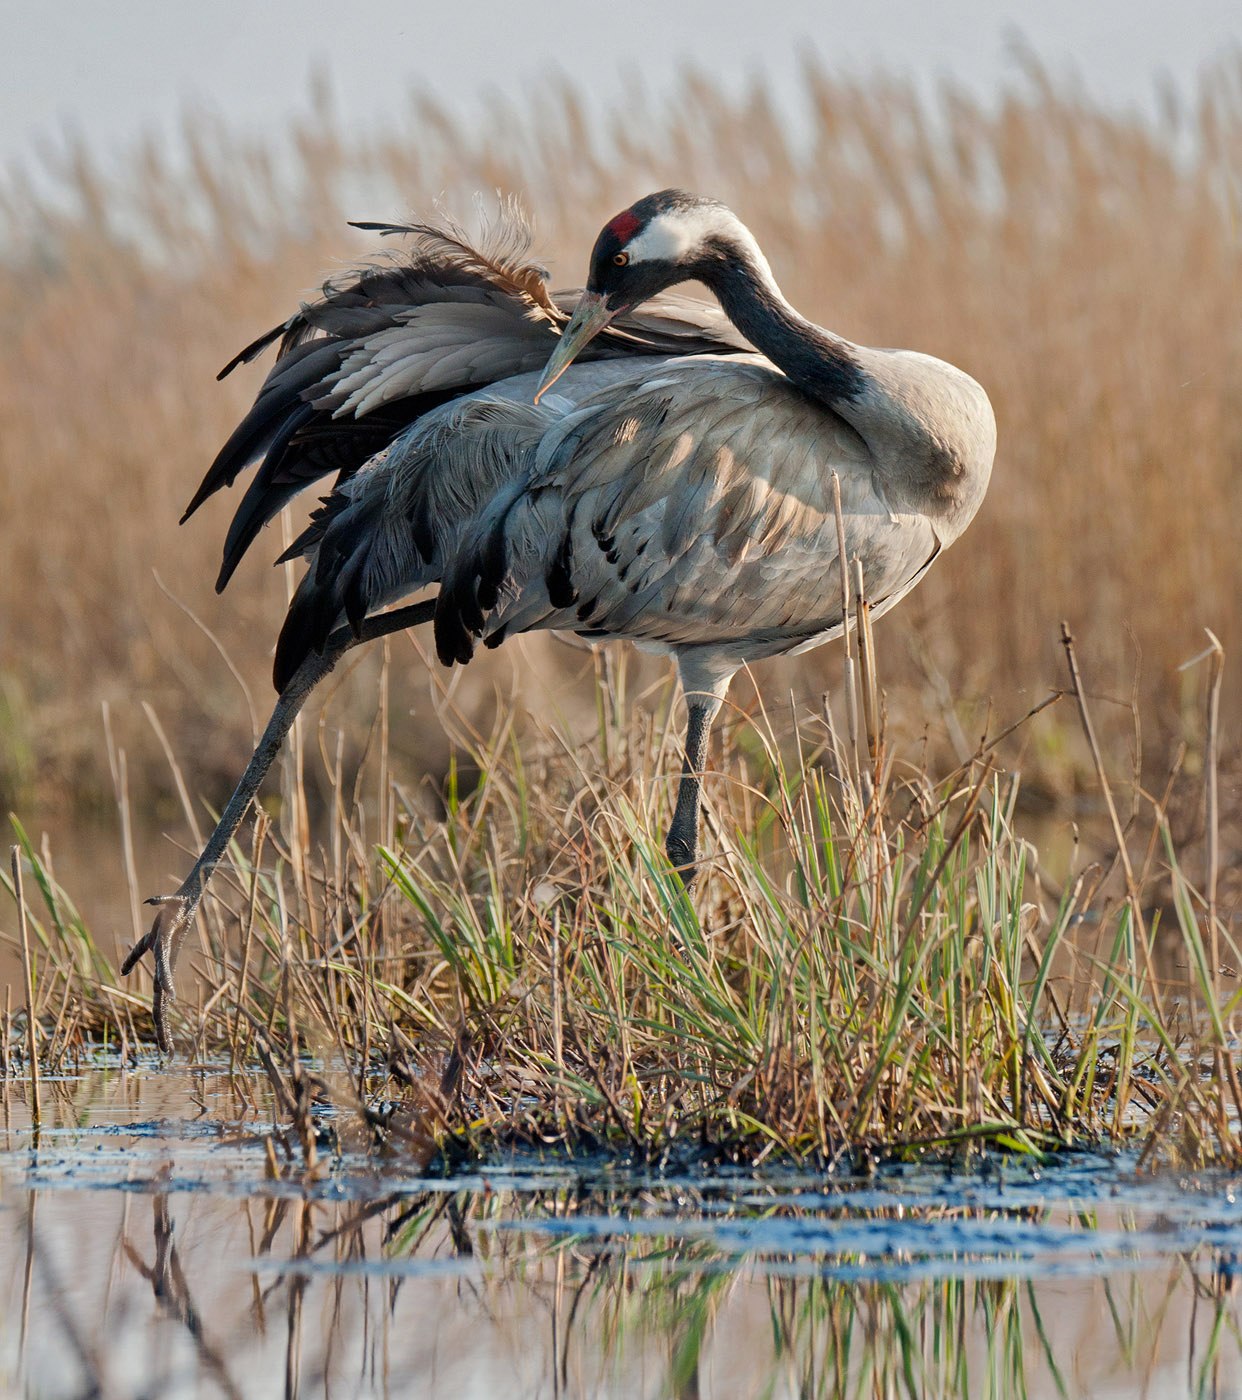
[2,616,1240,1169]
[1,56,1241,817]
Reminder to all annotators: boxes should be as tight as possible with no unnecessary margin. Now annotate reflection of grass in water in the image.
[205,1184,1242,1399]
[471,1200,1239,1400]
[7,1094,1242,1398]
[3,620,1240,1171]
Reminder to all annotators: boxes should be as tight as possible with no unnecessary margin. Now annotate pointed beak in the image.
[534,291,618,404]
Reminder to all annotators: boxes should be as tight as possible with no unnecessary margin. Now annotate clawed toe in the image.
[121,895,197,1052]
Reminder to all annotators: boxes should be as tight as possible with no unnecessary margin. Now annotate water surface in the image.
[2,1062,1242,1398]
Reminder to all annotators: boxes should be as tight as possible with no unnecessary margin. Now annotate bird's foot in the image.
[121,892,200,1053]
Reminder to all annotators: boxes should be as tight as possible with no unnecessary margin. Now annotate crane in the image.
[122,189,996,1049]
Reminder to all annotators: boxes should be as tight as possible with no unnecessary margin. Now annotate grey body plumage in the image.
[124,190,996,1050]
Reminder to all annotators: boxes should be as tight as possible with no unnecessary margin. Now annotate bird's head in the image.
[535,190,751,402]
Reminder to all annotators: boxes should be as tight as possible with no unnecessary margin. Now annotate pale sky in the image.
[4,0,1240,171]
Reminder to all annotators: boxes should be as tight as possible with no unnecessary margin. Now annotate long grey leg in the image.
[665,700,714,883]
[665,659,734,888]
[121,599,435,1051]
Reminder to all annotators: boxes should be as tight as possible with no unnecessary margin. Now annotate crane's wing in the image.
[190,212,748,593]
[270,393,549,689]
[269,356,754,692]
[436,360,942,665]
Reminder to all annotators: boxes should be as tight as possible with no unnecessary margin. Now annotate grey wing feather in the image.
[441,360,941,663]
[190,209,750,593]
[274,393,552,689]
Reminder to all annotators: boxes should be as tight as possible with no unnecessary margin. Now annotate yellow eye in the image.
[613,251,629,267]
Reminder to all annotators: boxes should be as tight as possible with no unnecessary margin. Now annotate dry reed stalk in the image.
[852,554,893,958]
[853,557,879,768]
[11,846,40,1124]
[229,811,267,1074]
[141,699,227,956]
[141,702,205,850]
[280,508,312,935]
[1058,628,1159,972]
[829,472,862,798]
[150,569,259,741]
[102,703,143,949]
[845,767,989,1137]
[43,979,75,1071]
[1179,630,1241,1127]
[1202,631,1224,970]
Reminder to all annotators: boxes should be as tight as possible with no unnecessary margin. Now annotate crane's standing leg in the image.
[664,659,734,887]
[121,600,435,1051]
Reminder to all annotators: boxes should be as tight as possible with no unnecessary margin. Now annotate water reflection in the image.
[2,1070,1242,1398]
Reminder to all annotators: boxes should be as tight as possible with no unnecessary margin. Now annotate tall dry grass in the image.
[1,56,1240,820]
[5,633,1241,1167]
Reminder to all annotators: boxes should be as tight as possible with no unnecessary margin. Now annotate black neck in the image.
[705,254,866,406]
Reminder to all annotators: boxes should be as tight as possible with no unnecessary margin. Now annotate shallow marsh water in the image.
[2,1064,1242,1398]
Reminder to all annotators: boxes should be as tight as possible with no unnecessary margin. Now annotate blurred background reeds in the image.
[1,54,1240,850]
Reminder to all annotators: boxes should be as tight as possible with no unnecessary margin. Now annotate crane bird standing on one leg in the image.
[123,189,996,1049]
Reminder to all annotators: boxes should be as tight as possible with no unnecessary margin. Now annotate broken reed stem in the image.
[11,846,40,1125]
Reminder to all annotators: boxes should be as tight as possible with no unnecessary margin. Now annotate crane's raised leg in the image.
[664,662,733,887]
[121,600,435,1051]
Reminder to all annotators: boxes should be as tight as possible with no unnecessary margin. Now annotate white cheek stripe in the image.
[625,207,720,265]
[622,205,779,293]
